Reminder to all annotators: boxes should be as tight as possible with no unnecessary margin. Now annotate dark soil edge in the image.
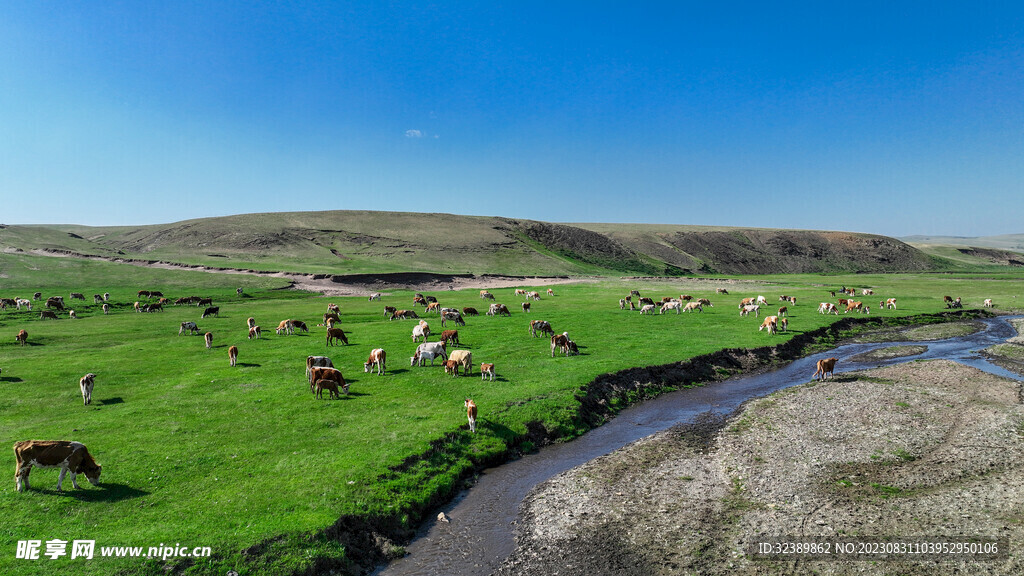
[262,309,992,576]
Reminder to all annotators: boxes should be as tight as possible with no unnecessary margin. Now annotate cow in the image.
[465,399,477,433]
[441,310,465,327]
[756,295,768,306]
[759,316,778,335]
[46,297,65,311]
[778,306,788,317]
[425,295,438,304]
[530,320,554,338]
[248,326,262,340]
[412,342,448,366]
[480,290,495,300]
[327,303,340,314]
[947,297,963,309]
[739,297,755,308]
[327,327,348,346]
[33,292,42,301]
[70,292,85,301]
[716,288,729,294]
[630,290,641,297]
[547,288,554,296]
[364,348,386,375]
[813,357,838,381]
[247,317,257,330]
[481,363,495,381]
[16,329,27,346]
[638,297,655,307]
[384,306,397,317]
[522,302,531,313]
[779,318,789,332]
[179,321,200,335]
[527,291,541,301]
[308,367,348,395]
[236,287,244,296]
[660,301,681,314]
[79,373,96,405]
[779,295,790,302]
[740,305,760,317]
[882,298,897,310]
[444,359,460,376]
[368,293,382,301]
[487,303,511,317]
[228,346,238,367]
[150,291,164,298]
[39,311,58,320]
[696,298,712,307]
[13,440,102,492]
[68,310,77,319]
[205,332,214,348]
[682,302,703,313]
[93,294,104,304]
[412,324,430,342]
[390,310,418,321]
[102,304,110,315]
[314,379,341,400]
[201,306,220,319]
[462,307,480,317]
[515,289,527,297]
[426,302,441,314]
[449,350,472,376]
[551,333,570,357]
[619,298,626,310]
[439,330,460,346]
[413,296,427,307]
[276,320,295,335]
[818,302,839,315]
[983,298,994,308]
[845,301,864,313]
[564,340,579,356]
[943,295,954,305]
[102,292,110,301]
[0,298,16,310]
[197,297,213,307]
[306,356,334,384]
[143,303,163,313]
[15,298,32,310]
[639,304,656,315]
[324,312,341,326]
[679,295,693,302]
[291,320,309,333]
[787,296,797,305]
[862,288,874,296]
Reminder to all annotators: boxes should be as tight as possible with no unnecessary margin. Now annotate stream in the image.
[375,315,1022,576]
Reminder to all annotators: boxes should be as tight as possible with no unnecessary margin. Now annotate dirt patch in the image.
[847,344,928,362]
[495,360,1024,576]
[852,320,985,343]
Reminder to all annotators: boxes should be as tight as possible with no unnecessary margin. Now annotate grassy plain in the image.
[1,252,1022,575]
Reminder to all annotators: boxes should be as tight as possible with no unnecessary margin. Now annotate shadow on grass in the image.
[97,397,124,405]
[1,376,25,382]
[32,483,150,502]
[236,362,261,368]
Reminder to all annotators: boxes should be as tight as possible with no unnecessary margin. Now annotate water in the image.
[376,316,1022,576]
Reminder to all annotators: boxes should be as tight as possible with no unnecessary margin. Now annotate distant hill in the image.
[0,211,996,276]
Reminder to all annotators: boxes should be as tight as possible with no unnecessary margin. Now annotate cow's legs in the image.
[15,464,31,492]
[57,467,68,491]
[71,472,81,489]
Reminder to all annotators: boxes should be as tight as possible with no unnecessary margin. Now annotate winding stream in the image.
[376,316,1022,576]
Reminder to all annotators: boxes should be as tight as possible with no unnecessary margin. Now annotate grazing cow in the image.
[324,312,341,326]
[249,325,264,340]
[16,329,28,346]
[93,294,104,304]
[639,304,656,315]
[425,295,437,303]
[481,363,495,381]
[364,348,386,375]
[291,320,309,333]
[628,301,637,311]
[179,321,200,335]
[327,303,340,314]
[0,298,15,310]
[79,373,95,405]
[818,302,839,315]
[551,333,570,357]
[39,311,58,320]
[527,291,541,301]
[449,350,472,375]
[70,292,85,301]
[696,298,713,307]
[413,296,427,307]
[759,316,778,335]
[739,297,755,308]
[276,320,295,335]
[682,302,703,313]
[440,330,460,346]
[411,342,448,366]
[462,307,479,316]
[947,297,963,309]
[150,291,164,298]
[174,297,189,305]
[837,298,850,308]
[619,298,626,310]
[716,288,729,295]
[103,292,110,301]
[205,332,214,348]
[143,303,163,313]
[661,296,673,304]
[412,324,430,342]
[679,295,693,302]
[813,357,838,381]
[638,297,655,307]
[308,366,348,395]
[102,304,110,315]
[660,301,682,314]
[384,306,397,317]
[530,320,554,338]
[740,304,760,317]
[630,290,641,297]
[46,297,65,311]
[756,295,768,306]
[547,288,554,296]
[327,327,348,346]
[426,302,441,314]
[201,306,219,319]
[779,318,789,332]
[882,298,897,310]
[564,340,579,356]
[228,346,238,367]
[845,301,863,313]
[236,287,243,296]
[13,440,102,492]
[15,298,32,310]
[480,291,495,300]
[33,292,42,301]
[197,297,213,307]
[983,298,994,308]
[306,356,334,384]
[487,303,511,317]
[441,311,465,327]
[862,289,874,296]
[314,378,341,399]
[515,289,527,297]
[465,399,477,433]
[444,359,460,376]
[68,310,77,319]
[778,306,788,317]
[522,302,531,313]
[368,293,382,301]
[247,317,257,330]
[390,309,419,321]
[779,295,790,302]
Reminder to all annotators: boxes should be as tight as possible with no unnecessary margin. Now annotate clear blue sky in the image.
[1,2,1022,237]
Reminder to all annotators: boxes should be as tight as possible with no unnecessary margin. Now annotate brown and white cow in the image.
[759,316,778,335]
[228,346,238,367]
[327,327,348,346]
[983,298,994,308]
[465,399,477,433]
[16,329,27,346]
[439,330,460,346]
[314,379,341,399]
[364,348,386,375]
[308,366,347,395]
[551,333,570,357]
[480,363,495,381]
[522,302,531,313]
[14,440,102,492]
[79,373,96,405]
[881,298,897,310]
[813,357,838,381]
[205,332,215,348]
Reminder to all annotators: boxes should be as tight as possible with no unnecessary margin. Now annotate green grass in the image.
[2,257,1023,575]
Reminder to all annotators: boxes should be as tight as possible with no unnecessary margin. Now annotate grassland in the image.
[1,252,1022,575]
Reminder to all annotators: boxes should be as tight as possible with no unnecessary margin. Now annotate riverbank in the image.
[494,359,1024,575]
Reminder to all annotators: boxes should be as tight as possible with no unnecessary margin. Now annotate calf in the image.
[639,304,656,315]
[818,302,839,315]
[384,305,397,317]
[813,357,838,381]
[426,302,441,314]
[439,330,460,346]
[16,329,28,346]
[197,297,213,307]
[441,310,465,327]
[79,373,96,405]
[778,317,789,332]
[716,288,729,294]
[444,359,460,376]
[33,292,42,300]
[412,342,448,366]
[314,379,341,400]
[619,298,626,310]
[983,298,994,308]
[368,292,382,301]
[103,292,110,301]
[248,326,261,340]
[276,320,294,335]
[68,310,77,319]
[462,307,479,316]
[308,367,347,395]
[363,348,386,375]
[882,298,897,310]
[547,288,554,296]
[778,306,788,317]
[327,303,340,314]
[480,363,495,381]
[179,321,200,335]
[228,345,238,367]
[291,320,309,333]
[522,302,531,313]
[102,304,110,315]
[327,327,348,346]
[465,399,477,433]
[93,294,104,304]
[14,440,102,492]
[551,333,570,357]
[205,332,214,348]
[324,312,341,325]
[759,316,778,335]
[412,324,430,342]
[201,306,219,319]
[682,302,703,313]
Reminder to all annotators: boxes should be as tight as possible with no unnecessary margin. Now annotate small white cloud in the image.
[405,129,423,138]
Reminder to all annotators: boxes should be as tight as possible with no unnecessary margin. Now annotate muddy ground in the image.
[493,359,1024,576]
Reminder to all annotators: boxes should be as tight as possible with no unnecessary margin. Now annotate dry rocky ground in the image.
[494,359,1024,576]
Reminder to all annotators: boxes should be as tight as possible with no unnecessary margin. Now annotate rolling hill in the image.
[0,211,1005,277]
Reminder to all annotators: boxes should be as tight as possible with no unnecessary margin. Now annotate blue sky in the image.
[1,2,1022,237]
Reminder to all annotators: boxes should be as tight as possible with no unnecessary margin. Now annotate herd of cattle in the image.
[4,282,994,492]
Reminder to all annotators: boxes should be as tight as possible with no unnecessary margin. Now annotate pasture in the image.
[1,254,1022,575]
